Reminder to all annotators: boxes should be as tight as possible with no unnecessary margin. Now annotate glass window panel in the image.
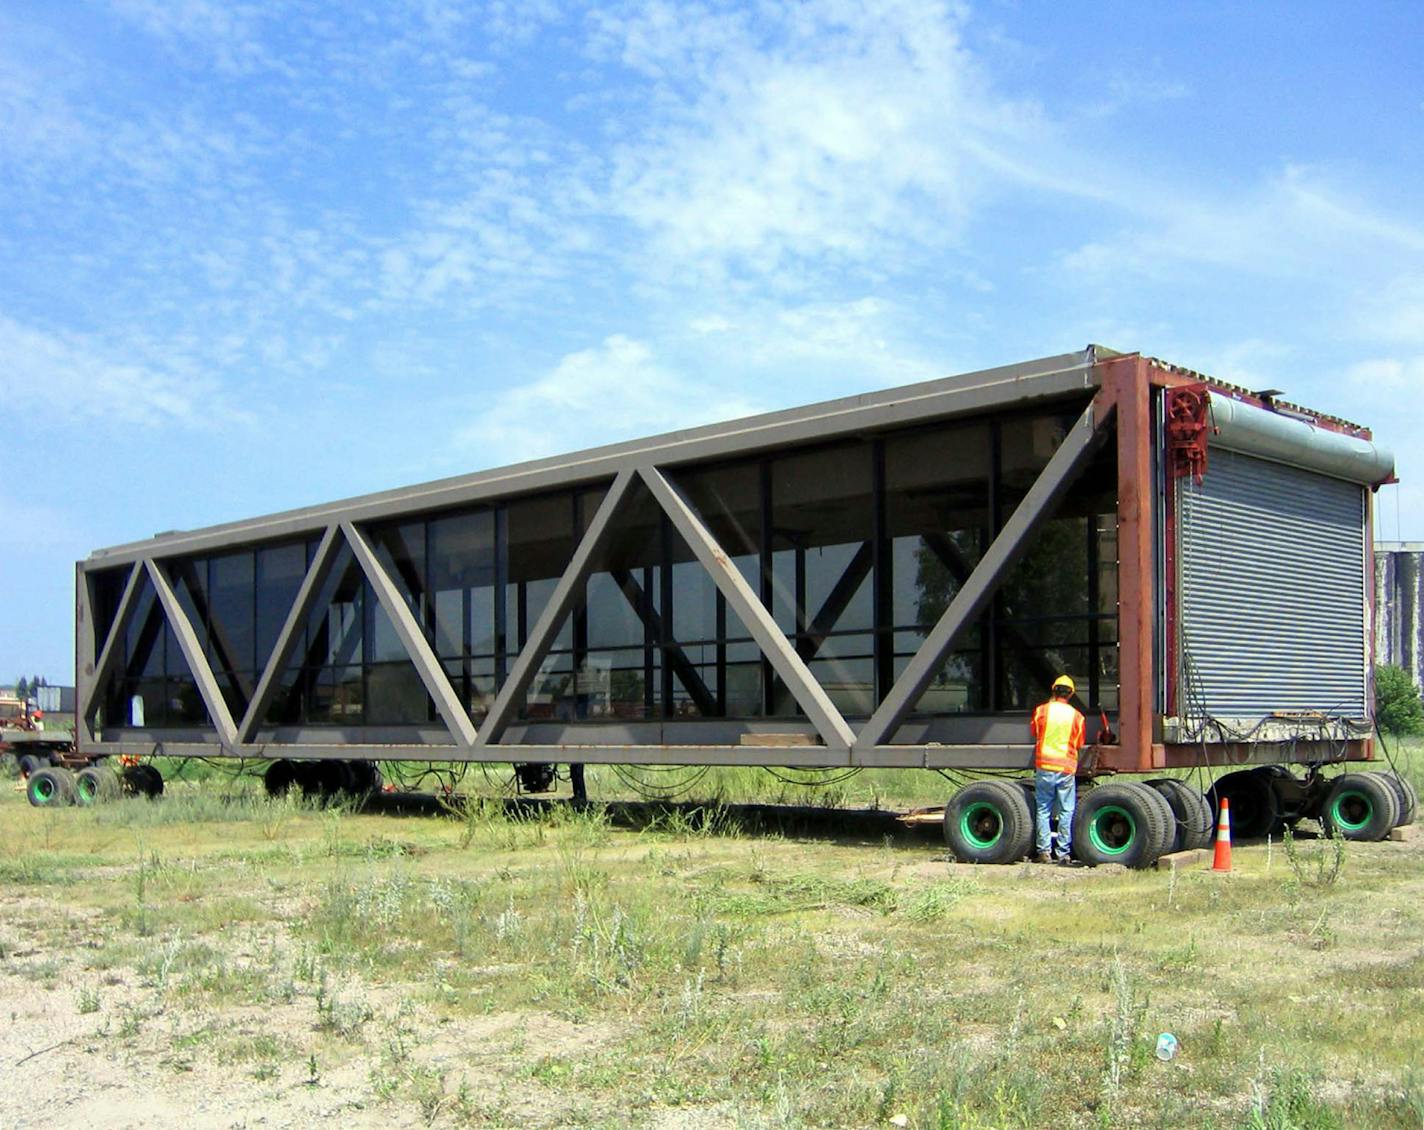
[770,442,873,633]
[901,651,984,713]
[676,460,762,559]
[367,520,421,617]
[670,555,717,642]
[166,676,209,725]
[724,661,764,717]
[90,567,130,653]
[207,550,256,676]
[1001,646,1090,712]
[523,650,574,720]
[671,662,718,719]
[429,508,496,657]
[810,656,874,715]
[255,542,308,670]
[885,421,990,630]
[367,599,410,663]
[581,648,652,720]
[367,661,431,724]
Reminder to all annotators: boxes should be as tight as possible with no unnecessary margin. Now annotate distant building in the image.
[36,685,76,713]
[1375,542,1424,690]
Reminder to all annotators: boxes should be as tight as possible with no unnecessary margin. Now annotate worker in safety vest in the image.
[1030,674,1085,864]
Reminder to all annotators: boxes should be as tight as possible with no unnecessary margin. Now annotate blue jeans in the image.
[1035,770,1077,858]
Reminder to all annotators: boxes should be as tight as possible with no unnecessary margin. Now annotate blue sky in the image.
[3,0,1422,685]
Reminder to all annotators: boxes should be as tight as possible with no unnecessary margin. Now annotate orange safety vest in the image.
[1031,699,1086,774]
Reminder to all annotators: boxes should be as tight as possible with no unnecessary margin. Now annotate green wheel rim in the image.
[959,801,1003,849]
[31,777,57,805]
[1330,791,1372,832]
[76,777,96,803]
[1088,805,1137,856]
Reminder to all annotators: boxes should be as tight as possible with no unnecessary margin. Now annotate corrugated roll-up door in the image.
[1178,448,1367,722]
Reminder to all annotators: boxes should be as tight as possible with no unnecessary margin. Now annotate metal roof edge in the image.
[84,347,1103,565]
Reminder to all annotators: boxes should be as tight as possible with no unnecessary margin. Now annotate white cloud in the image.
[686,296,945,387]
[0,315,246,429]
[107,0,287,78]
[1061,166,1424,282]
[598,0,1037,277]
[454,334,764,463]
[1345,356,1424,390]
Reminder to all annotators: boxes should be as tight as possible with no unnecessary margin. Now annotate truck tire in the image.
[17,754,39,779]
[1128,781,1177,859]
[123,763,164,798]
[944,780,1033,865]
[1072,782,1168,869]
[27,767,75,807]
[348,760,382,795]
[1206,770,1282,839]
[1320,773,1400,842]
[75,766,121,806]
[264,759,297,798]
[1145,779,1213,852]
[1368,771,1417,828]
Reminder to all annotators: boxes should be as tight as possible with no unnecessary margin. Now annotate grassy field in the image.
[2,747,1423,1129]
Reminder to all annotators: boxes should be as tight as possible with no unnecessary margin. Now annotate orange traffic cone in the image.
[1211,796,1233,872]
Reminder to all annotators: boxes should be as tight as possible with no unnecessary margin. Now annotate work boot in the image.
[1033,852,1052,864]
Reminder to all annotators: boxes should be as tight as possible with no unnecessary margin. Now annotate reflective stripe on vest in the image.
[1032,699,1085,774]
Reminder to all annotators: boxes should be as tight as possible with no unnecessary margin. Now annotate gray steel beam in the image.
[922,531,1077,710]
[84,353,1098,567]
[772,541,874,712]
[609,567,718,716]
[168,558,255,705]
[82,562,142,732]
[145,559,239,747]
[74,564,98,746]
[344,521,478,748]
[639,465,858,751]
[237,525,340,743]
[475,469,638,747]
[856,403,1110,749]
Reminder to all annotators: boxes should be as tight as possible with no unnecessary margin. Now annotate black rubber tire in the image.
[1368,771,1417,828]
[123,763,164,798]
[26,767,75,807]
[74,766,120,806]
[1071,782,1169,869]
[293,760,324,797]
[1146,778,1213,852]
[347,760,382,796]
[1128,781,1177,859]
[17,754,39,779]
[1206,770,1282,839]
[264,759,297,798]
[944,780,1034,864]
[1320,773,1400,841]
[317,759,355,798]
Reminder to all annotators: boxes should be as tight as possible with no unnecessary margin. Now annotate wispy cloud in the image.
[596,0,1037,279]
[453,334,764,463]
[0,315,248,429]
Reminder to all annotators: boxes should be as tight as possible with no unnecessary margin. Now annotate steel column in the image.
[1103,356,1156,770]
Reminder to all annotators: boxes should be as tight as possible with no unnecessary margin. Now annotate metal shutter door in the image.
[1178,449,1367,721]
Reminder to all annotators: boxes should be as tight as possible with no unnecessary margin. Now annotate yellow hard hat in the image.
[1052,675,1075,694]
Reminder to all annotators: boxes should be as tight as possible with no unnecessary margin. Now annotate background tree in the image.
[1375,664,1424,735]
[15,677,28,700]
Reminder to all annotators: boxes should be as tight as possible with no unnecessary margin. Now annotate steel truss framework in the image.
[75,348,1374,773]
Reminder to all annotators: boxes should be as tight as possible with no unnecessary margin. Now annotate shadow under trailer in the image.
[42,347,1414,867]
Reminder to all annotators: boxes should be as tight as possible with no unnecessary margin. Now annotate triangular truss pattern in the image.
[81,402,1107,751]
